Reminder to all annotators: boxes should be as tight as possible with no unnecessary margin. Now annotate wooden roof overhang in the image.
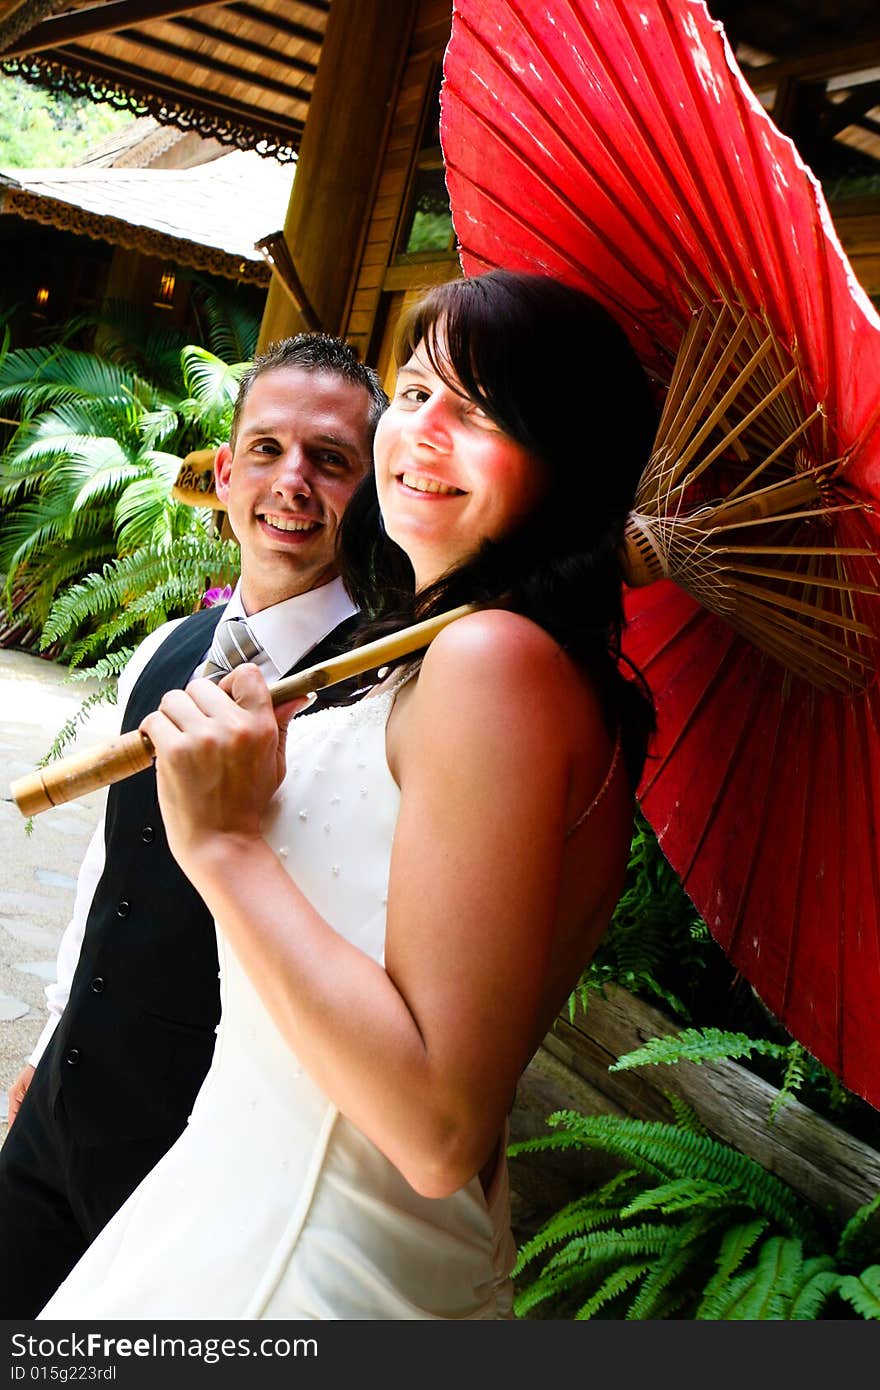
[0,0,329,161]
[0,152,292,281]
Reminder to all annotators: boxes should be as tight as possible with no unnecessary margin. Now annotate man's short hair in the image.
[230,334,388,449]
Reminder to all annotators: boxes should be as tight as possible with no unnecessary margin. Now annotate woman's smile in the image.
[397,471,466,497]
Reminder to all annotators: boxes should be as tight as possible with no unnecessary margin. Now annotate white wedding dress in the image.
[39,684,516,1320]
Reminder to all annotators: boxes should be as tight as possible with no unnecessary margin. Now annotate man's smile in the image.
[258,512,322,534]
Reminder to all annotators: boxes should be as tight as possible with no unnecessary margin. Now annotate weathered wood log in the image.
[509,986,880,1240]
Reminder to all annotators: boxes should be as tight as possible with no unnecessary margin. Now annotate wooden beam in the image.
[255,232,321,331]
[742,37,880,93]
[257,0,417,349]
[170,15,317,75]
[111,27,312,102]
[3,0,227,58]
[226,2,322,46]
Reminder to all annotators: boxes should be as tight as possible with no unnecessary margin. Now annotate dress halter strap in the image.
[565,728,623,839]
[381,659,422,698]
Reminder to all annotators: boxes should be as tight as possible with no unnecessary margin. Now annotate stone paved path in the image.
[0,649,117,1144]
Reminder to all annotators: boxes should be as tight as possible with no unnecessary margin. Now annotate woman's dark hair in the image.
[338,269,656,784]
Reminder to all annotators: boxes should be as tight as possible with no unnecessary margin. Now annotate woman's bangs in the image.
[393,282,504,427]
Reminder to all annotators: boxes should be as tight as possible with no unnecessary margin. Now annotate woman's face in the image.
[374,336,547,589]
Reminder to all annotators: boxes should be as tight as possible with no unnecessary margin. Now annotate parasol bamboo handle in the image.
[10,603,476,818]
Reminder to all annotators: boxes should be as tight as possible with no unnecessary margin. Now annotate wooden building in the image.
[1,0,878,382]
[0,139,288,342]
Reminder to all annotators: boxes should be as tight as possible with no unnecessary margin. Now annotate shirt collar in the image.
[221,577,357,680]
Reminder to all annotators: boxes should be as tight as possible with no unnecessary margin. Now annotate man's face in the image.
[215,366,374,612]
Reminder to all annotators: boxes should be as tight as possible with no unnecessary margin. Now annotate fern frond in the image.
[522,1113,814,1238]
[611,1027,787,1072]
[663,1092,711,1136]
[769,1043,809,1120]
[63,650,134,683]
[789,1261,840,1320]
[574,1262,653,1319]
[512,1171,641,1275]
[622,1178,731,1216]
[37,686,118,764]
[714,1237,806,1319]
[626,1210,727,1320]
[540,1223,674,1273]
[837,1266,880,1319]
[696,1219,770,1317]
[514,1262,604,1318]
[837,1193,880,1269]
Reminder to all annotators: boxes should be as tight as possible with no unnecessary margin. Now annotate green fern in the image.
[789,1261,842,1320]
[769,1043,809,1119]
[35,684,119,765]
[610,1027,788,1073]
[511,1109,879,1320]
[662,1093,711,1137]
[513,1112,815,1235]
[40,536,240,664]
[837,1267,880,1318]
[570,812,708,1021]
[696,1219,770,1316]
[574,1261,653,1319]
[837,1192,880,1269]
[626,1210,728,1319]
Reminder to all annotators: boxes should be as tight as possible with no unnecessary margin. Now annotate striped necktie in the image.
[195,616,268,683]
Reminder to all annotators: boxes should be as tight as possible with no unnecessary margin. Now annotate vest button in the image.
[90,977,105,994]
[66,1048,81,1066]
[116,900,131,918]
[141,826,155,844]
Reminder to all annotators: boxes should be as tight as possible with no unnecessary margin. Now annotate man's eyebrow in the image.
[315,432,357,450]
[312,431,372,461]
[239,420,280,439]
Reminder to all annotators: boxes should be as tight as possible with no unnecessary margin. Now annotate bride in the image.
[40,269,656,1320]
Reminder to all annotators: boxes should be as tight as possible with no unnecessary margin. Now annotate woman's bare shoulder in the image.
[421,607,569,682]
[412,608,599,740]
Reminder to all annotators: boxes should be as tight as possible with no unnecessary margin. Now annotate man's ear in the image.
[214,443,233,505]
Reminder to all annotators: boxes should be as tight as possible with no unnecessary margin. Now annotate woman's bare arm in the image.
[142,610,611,1197]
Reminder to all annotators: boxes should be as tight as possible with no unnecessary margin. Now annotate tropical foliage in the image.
[0,73,132,168]
[0,277,259,674]
[570,810,709,1020]
[511,1111,880,1319]
[0,338,242,670]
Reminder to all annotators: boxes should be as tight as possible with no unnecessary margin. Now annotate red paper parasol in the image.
[440,0,880,1104]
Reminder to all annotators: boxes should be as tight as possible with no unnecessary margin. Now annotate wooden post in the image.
[256,0,416,351]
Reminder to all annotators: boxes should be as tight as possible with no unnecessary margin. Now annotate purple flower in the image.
[202,584,233,608]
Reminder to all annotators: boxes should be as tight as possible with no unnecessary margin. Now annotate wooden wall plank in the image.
[341,0,452,358]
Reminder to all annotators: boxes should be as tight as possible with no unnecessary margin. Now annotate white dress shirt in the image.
[29,577,357,1067]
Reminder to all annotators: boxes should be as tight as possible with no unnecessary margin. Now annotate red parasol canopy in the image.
[440,0,880,1105]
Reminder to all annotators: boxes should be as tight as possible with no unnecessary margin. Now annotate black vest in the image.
[47,605,362,1145]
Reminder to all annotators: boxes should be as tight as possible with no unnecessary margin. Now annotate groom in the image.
[0,334,387,1317]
